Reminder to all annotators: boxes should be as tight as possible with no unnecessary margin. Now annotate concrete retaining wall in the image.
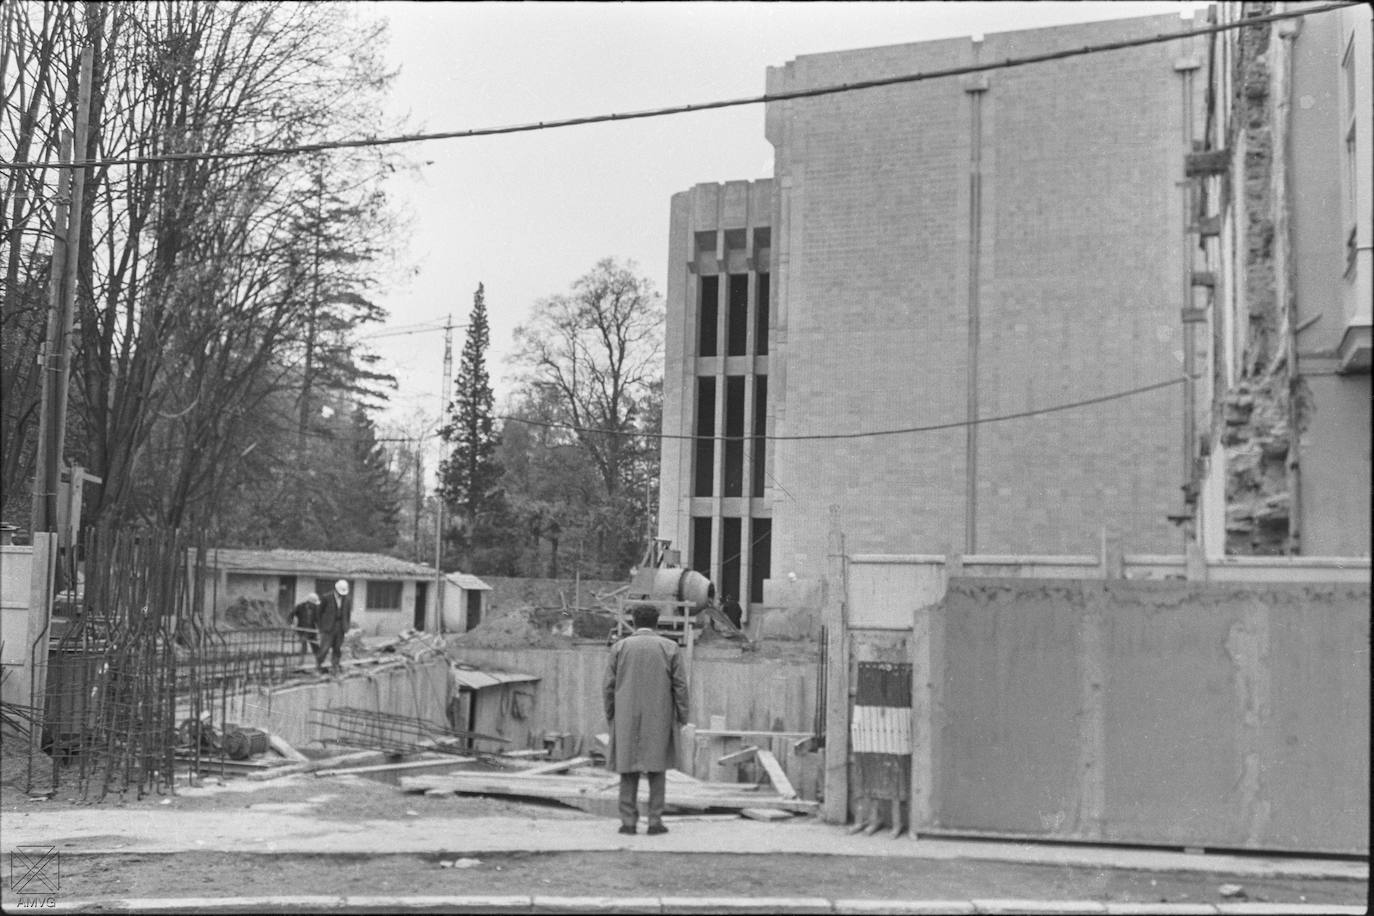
[218,657,449,750]
[923,578,1369,854]
[450,645,818,752]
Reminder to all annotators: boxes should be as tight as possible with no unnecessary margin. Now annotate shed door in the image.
[413,581,427,630]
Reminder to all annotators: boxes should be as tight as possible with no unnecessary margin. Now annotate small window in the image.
[695,231,717,258]
[724,228,747,252]
[752,227,771,252]
[366,581,404,611]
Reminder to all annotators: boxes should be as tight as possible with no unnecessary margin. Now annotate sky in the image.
[360,1,1201,444]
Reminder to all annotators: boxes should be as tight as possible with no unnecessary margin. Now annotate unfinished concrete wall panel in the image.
[222,657,449,751]
[933,577,1369,853]
[938,583,1084,836]
[449,645,816,752]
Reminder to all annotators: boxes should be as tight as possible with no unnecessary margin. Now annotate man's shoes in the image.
[617,825,637,835]
[646,824,668,835]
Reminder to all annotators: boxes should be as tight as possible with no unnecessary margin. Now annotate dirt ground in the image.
[3,763,1366,907]
[34,848,1369,906]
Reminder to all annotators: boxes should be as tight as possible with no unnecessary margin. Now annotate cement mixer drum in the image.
[627,566,716,613]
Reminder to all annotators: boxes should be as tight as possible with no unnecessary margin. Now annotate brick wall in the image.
[759,15,1197,572]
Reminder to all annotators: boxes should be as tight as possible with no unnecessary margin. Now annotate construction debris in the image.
[311,706,506,756]
[399,767,818,815]
[314,755,475,778]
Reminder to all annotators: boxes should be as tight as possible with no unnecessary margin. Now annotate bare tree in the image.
[510,258,664,573]
[3,1,406,535]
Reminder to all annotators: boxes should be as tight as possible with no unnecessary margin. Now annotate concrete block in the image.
[532,896,662,913]
[659,897,831,914]
[834,900,977,915]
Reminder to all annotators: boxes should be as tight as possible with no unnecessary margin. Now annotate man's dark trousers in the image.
[618,771,666,830]
[316,628,343,672]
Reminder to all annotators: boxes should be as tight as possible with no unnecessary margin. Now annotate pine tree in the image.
[439,284,504,564]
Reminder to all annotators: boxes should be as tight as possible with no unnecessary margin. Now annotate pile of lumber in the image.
[399,748,816,815]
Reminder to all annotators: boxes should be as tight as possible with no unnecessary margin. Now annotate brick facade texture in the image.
[662,15,1203,586]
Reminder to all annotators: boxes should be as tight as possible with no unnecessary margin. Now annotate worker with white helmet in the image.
[316,579,352,676]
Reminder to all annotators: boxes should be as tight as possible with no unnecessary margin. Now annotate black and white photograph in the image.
[1,1,1369,912]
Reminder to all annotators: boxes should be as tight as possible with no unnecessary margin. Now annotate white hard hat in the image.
[335,579,349,596]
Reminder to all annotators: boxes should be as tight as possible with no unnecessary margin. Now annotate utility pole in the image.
[30,45,93,537]
[433,315,453,630]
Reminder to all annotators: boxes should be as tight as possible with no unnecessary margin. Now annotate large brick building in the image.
[659,13,1210,610]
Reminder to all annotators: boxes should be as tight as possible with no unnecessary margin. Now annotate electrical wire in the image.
[498,376,1190,444]
[1,2,1354,172]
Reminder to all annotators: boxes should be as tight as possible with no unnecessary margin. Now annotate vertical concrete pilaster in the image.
[821,509,849,824]
[909,591,944,834]
[1074,583,1107,839]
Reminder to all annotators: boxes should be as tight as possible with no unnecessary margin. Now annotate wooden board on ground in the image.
[741,807,795,821]
[755,749,797,799]
[315,755,475,777]
[512,755,593,777]
[267,733,308,762]
[398,771,818,815]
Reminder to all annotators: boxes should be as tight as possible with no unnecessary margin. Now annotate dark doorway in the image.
[414,581,428,631]
[277,578,296,621]
[466,590,482,631]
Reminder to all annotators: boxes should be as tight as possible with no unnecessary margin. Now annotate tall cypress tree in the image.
[439,284,504,564]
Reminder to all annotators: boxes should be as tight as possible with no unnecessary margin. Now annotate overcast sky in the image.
[361,1,1201,439]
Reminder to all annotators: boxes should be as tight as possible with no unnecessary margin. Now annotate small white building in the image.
[440,572,492,633]
[203,548,442,637]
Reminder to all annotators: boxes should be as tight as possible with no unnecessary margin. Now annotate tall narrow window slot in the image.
[722,517,742,606]
[724,376,745,497]
[693,377,715,497]
[698,276,719,357]
[691,517,713,580]
[727,275,749,356]
[755,272,770,356]
[751,376,767,498]
[748,518,771,605]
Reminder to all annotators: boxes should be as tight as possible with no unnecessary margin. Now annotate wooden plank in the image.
[267,733,308,762]
[246,749,385,781]
[741,807,794,821]
[512,755,592,777]
[755,749,797,799]
[717,745,760,766]
[316,756,474,777]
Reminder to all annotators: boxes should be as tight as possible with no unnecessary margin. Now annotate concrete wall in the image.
[217,656,448,751]
[928,578,1369,854]
[449,645,817,753]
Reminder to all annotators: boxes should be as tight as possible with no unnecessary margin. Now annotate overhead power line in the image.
[2,2,1354,172]
[500,376,1190,443]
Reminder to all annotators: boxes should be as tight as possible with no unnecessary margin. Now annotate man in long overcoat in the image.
[316,579,351,675]
[603,604,689,835]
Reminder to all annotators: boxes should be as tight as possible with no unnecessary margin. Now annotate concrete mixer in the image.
[612,539,751,646]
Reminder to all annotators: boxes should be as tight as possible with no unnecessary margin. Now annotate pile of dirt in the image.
[221,596,282,629]
[448,607,569,649]
[0,732,54,796]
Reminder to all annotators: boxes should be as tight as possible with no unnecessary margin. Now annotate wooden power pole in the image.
[30,45,93,537]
